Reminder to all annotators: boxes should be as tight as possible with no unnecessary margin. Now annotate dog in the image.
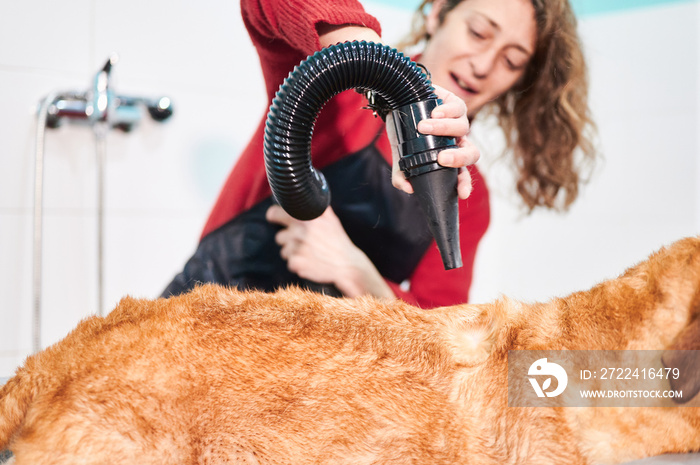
[1,237,700,464]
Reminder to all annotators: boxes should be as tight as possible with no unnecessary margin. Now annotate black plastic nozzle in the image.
[390,100,462,270]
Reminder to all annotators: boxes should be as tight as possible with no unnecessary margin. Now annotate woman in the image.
[162,0,594,308]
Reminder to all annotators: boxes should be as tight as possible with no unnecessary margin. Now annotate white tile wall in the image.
[0,0,698,377]
[583,6,697,114]
[697,0,700,233]
[0,0,92,74]
[0,214,33,358]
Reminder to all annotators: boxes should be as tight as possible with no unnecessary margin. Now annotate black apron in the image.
[161,141,433,298]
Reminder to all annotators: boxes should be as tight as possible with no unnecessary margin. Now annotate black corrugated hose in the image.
[263,40,463,270]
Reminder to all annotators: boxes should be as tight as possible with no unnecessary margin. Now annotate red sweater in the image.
[202,0,490,307]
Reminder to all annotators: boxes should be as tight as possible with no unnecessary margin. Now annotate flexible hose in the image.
[33,93,58,353]
[263,41,463,269]
[264,41,438,220]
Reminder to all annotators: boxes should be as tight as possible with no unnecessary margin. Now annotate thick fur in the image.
[2,237,700,464]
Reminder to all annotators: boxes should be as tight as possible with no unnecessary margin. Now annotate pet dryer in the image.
[263,41,462,270]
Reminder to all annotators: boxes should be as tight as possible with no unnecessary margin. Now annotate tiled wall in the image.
[0,1,697,377]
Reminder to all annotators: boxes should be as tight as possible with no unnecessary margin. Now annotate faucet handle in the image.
[99,54,119,77]
[41,54,173,131]
[147,97,173,122]
[94,54,119,93]
[89,54,119,122]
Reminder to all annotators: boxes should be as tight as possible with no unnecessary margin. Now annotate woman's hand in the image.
[318,24,382,48]
[266,205,395,299]
[388,84,480,200]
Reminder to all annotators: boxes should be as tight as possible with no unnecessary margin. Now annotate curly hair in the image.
[398,0,597,211]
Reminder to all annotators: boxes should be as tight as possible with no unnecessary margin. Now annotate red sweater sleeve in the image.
[242,0,381,56]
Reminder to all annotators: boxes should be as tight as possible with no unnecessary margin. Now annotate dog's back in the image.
[2,238,700,464]
[0,286,477,464]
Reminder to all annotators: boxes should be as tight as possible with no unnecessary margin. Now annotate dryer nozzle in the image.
[390,99,462,270]
[409,168,462,269]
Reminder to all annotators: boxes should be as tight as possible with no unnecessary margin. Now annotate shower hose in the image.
[263,41,463,270]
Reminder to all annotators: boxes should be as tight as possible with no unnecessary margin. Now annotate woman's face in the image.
[420,0,537,118]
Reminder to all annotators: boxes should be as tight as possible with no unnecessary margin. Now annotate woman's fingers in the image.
[391,156,415,195]
[417,116,469,139]
[428,85,469,119]
[436,138,480,169]
[456,167,473,200]
[416,93,470,139]
[387,113,415,195]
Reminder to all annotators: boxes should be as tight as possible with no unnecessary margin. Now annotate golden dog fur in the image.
[2,237,700,464]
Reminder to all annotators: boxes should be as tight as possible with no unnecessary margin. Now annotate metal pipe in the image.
[94,122,108,317]
[33,93,58,353]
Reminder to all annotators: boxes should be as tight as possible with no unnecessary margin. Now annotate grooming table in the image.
[626,456,700,464]
[0,449,698,464]
[0,450,698,462]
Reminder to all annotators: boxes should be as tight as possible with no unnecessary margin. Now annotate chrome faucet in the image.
[32,55,174,352]
[45,54,173,131]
